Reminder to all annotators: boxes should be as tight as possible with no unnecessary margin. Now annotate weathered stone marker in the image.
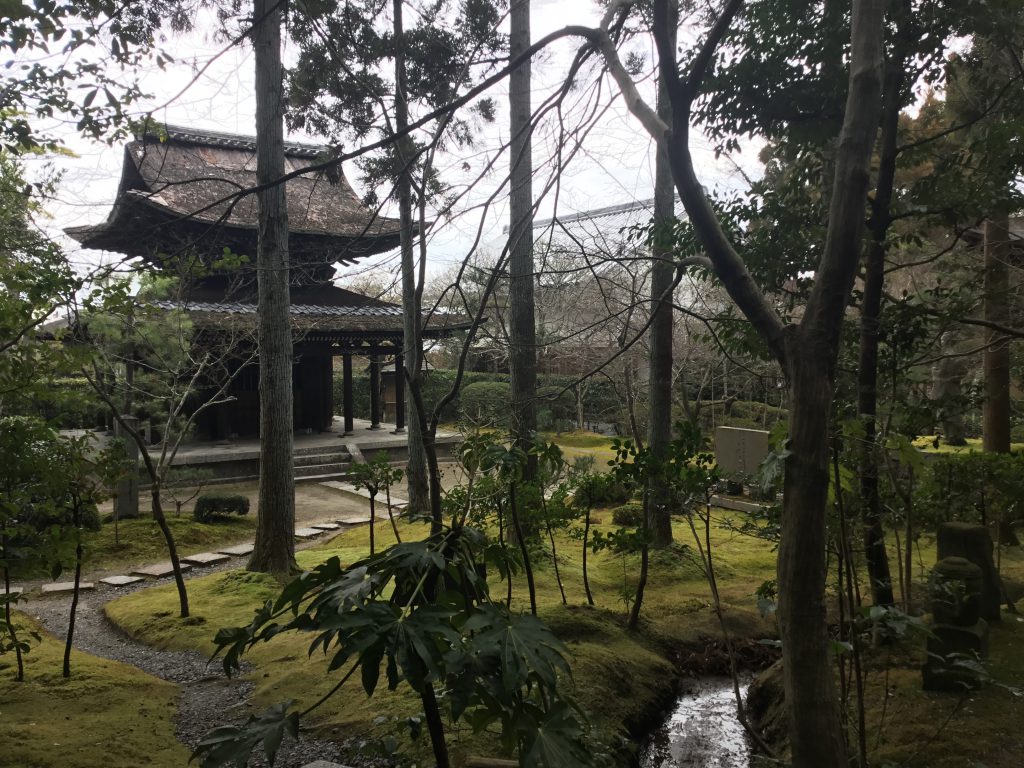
[936,521,1002,622]
[923,556,989,692]
[714,426,770,477]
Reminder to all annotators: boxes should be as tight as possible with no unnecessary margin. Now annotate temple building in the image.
[67,124,467,439]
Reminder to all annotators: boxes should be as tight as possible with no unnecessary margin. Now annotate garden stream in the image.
[641,677,752,768]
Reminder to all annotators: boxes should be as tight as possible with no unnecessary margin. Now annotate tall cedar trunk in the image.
[393,0,430,514]
[983,217,1011,453]
[249,0,297,574]
[508,0,538,479]
[151,485,190,617]
[646,2,677,548]
[856,49,903,608]
[777,344,847,766]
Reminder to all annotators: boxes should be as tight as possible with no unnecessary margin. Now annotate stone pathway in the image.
[23,506,381,768]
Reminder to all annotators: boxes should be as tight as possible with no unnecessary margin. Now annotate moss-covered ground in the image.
[104,509,778,765]
[912,435,1024,454]
[0,613,189,768]
[14,513,258,580]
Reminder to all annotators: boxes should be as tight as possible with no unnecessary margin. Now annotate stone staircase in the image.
[293,443,353,482]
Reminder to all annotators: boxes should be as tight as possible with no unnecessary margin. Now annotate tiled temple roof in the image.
[65,124,402,264]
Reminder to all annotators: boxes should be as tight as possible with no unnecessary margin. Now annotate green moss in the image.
[0,613,188,768]
[912,435,1024,454]
[103,509,779,764]
[857,619,1024,768]
[89,514,257,571]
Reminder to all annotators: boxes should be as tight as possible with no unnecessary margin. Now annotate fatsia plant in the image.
[193,522,592,768]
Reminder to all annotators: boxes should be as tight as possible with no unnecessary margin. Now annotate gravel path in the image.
[28,546,362,767]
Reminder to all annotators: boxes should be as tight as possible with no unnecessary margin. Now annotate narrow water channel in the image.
[640,677,752,768]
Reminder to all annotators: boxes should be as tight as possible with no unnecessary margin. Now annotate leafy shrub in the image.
[194,494,250,522]
[913,451,1024,532]
[537,385,576,432]
[588,474,631,505]
[80,504,102,532]
[459,381,512,427]
[612,502,644,526]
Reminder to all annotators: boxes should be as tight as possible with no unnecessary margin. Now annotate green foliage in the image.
[347,451,404,499]
[459,381,512,427]
[196,523,592,767]
[0,154,90,420]
[193,494,250,523]
[286,0,506,199]
[611,503,644,527]
[537,386,576,432]
[334,369,623,429]
[914,451,1024,530]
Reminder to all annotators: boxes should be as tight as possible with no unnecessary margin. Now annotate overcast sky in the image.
[36,0,762,287]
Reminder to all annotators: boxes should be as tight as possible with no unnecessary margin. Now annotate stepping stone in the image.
[294,527,322,539]
[41,581,95,594]
[320,481,409,509]
[217,543,255,557]
[301,761,355,768]
[100,575,144,587]
[337,515,372,525]
[131,562,193,579]
[311,522,340,531]
[181,552,231,567]
[4,587,24,598]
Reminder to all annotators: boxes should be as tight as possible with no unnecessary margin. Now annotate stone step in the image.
[709,494,768,514]
[294,527,324,539]
[41,581,95,594]
[132,562,194,579]
[311,522,341,531]
[336,515,372,525]
[293,441,350,457]
[181,552,232,567]
[100,575,144,587]
[294,451,351,467]
[4,587,25,599]
[217,543,255,557]
[295,462,351,478]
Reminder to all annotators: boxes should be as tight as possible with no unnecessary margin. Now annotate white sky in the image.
[32,0,763,286]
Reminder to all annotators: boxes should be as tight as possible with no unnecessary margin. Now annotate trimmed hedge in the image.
[193,494,250,522]
[332,367,624,428]
[612,502,645,527]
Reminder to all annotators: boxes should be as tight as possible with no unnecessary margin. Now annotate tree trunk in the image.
[856,49,903,608]
[777,346,846,767]
[582,504,594,606]
[983,216,1011,453]
[63,502,84,678]
[392,0,430,515]
[509,482,536,614]
[151,485,190,617]
[2,534,24,681]
[508,0,538,477]
[932,332,969,445]
[646,4,678,548]
[249,0,297,575]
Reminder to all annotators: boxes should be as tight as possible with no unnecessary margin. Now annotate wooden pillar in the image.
[322,355,334,431]
[369,355,382,430]
[342,353,354,435]
[394,352,406,433]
